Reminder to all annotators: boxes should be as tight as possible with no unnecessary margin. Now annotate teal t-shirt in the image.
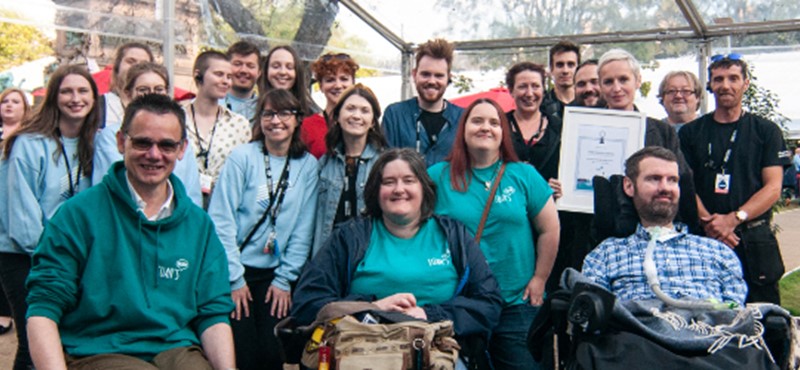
[428,161,552,306]
[350,218,458,306]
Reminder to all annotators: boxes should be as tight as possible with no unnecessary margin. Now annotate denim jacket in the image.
[312,143,381,256]
[381,98,463,167]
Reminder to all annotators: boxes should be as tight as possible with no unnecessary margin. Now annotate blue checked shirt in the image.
[582,223,747,306]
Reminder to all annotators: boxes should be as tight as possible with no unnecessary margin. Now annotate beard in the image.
[416,83,446,104]
[635,192,679,226]
[576,91,603,107]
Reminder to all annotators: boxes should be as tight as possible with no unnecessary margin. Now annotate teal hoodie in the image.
[26,162,234,360]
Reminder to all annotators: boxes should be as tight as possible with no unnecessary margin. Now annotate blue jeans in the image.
[489,304,541,370]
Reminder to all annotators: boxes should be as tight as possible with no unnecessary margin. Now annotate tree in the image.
[0,11,53,71]
[210,0,339,61]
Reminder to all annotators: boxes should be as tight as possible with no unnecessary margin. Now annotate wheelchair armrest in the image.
[274,317,310,365]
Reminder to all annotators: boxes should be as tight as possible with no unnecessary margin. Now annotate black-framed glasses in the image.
[664,89,696,97]
[710,53,743,63]
[260,109,298,121]
[134,86,168,95]
[128,136,182,154]
[320,53,351,62]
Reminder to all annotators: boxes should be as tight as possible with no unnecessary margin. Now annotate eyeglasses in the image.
[260,109,298,121]
[134,86,168,95]
[320,53,351,62]
[710,53,743,63]
[663,89,696,97]
[128,136,182,154]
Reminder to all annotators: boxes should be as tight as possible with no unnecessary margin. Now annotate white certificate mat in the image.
[558,107,646,213]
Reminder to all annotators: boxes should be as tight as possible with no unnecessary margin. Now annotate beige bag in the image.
[301,315,460,370]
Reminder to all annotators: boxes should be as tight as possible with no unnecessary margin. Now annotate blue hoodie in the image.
[7,134,90,254]
[208,142,318,291]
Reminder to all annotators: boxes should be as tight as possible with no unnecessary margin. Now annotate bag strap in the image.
[474,162,506,243]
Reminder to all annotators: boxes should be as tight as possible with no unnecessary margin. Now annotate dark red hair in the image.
[447,98,518,192]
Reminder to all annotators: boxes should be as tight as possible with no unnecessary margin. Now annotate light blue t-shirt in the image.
[350,218,458,306]
[429,161,552,306]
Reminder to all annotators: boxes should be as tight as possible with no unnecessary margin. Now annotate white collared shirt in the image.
[126,172,175,221]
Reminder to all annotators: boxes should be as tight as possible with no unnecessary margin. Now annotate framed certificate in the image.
[557,107,646,213]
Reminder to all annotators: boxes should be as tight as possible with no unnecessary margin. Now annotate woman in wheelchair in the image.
[291,148,503,366]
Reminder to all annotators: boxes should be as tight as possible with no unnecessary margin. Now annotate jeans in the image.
[489,304,541,370]
[0,252,33,370]
[230,267,283,370]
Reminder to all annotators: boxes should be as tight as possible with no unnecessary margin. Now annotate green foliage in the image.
[743,65,790,129]
[0,11,53,71]
[639,81,651,98]
[452,74,474,94]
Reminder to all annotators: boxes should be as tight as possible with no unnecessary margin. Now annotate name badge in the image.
[200,173,213,194]
[714,173,731,194]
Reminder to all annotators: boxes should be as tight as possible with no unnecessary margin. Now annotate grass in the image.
[779,270,800,315]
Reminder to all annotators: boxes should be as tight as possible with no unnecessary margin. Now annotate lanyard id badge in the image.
[199,173,213,194]
[715,172,731,194]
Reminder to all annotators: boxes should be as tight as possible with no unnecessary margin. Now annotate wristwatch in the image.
[735,209,749,223]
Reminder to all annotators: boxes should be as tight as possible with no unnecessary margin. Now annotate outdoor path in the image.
[1,208,798,367]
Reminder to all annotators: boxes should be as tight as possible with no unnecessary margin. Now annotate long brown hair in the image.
[446,98,518,192]
[325,83,387,156]
[3,65,100,177]
[259,45,311,115]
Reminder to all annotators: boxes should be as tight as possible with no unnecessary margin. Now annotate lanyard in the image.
[706,122,739,173]
[59,141,81,198]
[191,103,220,170]
[263,152,291,228]
[510,112,545,146]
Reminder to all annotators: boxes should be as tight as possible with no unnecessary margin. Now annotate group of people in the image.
[0,35,790,370]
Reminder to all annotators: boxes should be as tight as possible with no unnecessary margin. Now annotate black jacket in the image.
[291,215,503,340]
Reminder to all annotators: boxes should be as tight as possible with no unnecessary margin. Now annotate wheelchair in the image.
[528,268,795,370]
[525,175,798,370]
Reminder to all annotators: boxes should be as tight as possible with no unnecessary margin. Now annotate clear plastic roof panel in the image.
[356,0,690,44]
[696,0,800,25]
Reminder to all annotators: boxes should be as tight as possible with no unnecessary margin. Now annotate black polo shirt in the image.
[679,112,790,217]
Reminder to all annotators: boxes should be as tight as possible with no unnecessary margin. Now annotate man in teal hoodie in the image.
[26,94,236,370]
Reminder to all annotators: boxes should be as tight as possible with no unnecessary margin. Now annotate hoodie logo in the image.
[159,258,189,281]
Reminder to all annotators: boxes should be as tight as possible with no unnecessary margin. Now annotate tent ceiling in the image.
[341,0,800,51]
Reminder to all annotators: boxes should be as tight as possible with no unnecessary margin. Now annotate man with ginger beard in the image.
[382,38,464,167]
[223,41,262,126]
[583,146,746,306]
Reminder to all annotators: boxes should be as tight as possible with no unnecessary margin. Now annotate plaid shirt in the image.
[582,223,747,306]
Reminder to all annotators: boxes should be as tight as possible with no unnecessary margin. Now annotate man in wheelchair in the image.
[583,146,746,307]
[529,147,795,370]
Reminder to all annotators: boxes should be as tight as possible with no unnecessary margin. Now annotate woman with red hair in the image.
[428,98,560,370]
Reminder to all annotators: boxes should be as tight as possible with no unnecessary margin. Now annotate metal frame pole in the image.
[162,0,176,96]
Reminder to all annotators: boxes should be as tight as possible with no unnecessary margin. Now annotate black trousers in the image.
[231,266,283,370]
[0,252,33,370]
